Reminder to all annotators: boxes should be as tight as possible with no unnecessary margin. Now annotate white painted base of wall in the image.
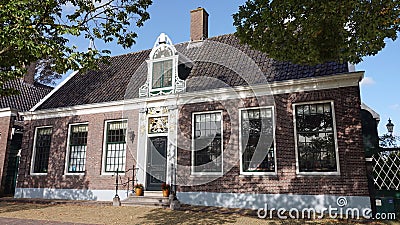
[14,188,130,201]
[15,188,371,214]
[176,192,371,213]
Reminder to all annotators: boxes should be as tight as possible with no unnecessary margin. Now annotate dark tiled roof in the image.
[0,79,53,112]
[37,34,348,110]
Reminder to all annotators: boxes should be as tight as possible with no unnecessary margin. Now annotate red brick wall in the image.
[176,86,369,196]
[17,85,369,197]
[17,110,139,190]
[0,115,11,194]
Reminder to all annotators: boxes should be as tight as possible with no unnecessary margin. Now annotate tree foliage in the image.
[233,0,400,65]
[0,0,152,96]
[380,134,400,148]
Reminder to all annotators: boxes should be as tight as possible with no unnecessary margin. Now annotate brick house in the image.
[0,65,52,196]
[16,8,371,211]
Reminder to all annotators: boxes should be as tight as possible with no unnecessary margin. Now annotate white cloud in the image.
[360,77,376,86]
[390,104,400,111]
[62,2,77,13]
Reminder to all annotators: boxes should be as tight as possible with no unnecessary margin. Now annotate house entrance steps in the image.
[121,191,169,207]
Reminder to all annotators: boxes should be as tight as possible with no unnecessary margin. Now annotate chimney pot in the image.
[190,7,209,42]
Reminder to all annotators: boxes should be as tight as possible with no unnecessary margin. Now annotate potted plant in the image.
[134,183,144,196]
[161,183,170,197]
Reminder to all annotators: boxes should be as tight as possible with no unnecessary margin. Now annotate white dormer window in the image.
[139,33,186,97]
[152,56,173,89]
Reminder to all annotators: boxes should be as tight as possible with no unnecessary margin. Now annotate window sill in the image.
[296,172,340,176]
[239,172,277,177]
[64,173,85,176]
[30,173,47,176]
[190,172,223,177]
[101,172,126,176]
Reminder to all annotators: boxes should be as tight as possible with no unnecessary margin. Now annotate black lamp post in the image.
[386,118,394,136]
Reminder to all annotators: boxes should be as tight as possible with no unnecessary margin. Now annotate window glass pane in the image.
[193,112,222,173]
[152,60,173,89]
[163,60,173,87]
[68,124,88,173]
[33,127,52,173]
[152,61,163,88]
[241,108,275,173]
[295,103,337,172]
[105,121,127,172]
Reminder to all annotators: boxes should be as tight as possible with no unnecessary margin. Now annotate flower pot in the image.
[135,188,143,196]
[162,189,169,197]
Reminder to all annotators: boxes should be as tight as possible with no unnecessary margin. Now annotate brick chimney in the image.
[190,7,209,42]
[23,62,36,84]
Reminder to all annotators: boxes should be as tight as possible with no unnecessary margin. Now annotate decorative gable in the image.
[139,33,186,97]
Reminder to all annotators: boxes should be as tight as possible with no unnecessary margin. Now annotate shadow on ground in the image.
[139,205,395,225]
[138,207,239,225]
[0,202,51,214]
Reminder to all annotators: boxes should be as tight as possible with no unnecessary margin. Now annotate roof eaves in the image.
[30,70,79,111]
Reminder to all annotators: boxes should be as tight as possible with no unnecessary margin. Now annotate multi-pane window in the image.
[67,124,88,173]
[32,127,52,174]
[152,60,173,89]
[295,102,338,172]
[241,108,275,173]
[193,112,222,173]
[104,120,127,172]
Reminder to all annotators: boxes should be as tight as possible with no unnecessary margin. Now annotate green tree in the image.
[0,0,152,96]
[233,0,400,65]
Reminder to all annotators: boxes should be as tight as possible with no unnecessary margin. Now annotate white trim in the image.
[23,72,363,121]
[30,126,53,175]
[101,119,128,175]
[14,187,372,212]
[23,99,146,121]
[191,110,224,176]
[30,70,80,111]
[292,101,341,175]
[147,56,176,90]
[136,108,147,188]
[239,106,277,176]
[177,192,371,213]
[172,106,179,187]
[64,122,89,176]
[147,54,178,95]
[178,72,363,105]
[0,108,14,118]
[14,187,128,201]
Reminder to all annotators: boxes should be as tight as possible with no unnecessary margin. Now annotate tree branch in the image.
[0,46,12,56]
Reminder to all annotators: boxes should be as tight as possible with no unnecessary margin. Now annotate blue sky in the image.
[65,0,399,136]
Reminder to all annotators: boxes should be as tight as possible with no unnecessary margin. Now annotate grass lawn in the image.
[0,202,398,225]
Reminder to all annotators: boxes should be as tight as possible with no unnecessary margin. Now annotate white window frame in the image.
[239,106,277,176]
[293,100,340,175]
[147,45,178,94]
[64,122,88,175]
[30,126,53,175]
[101,119,128,175]
[191,110,224,176]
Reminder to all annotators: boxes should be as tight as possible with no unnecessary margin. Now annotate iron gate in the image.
[371,148,400,215]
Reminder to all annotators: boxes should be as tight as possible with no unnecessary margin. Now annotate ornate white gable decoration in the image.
[139,33,186,97]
